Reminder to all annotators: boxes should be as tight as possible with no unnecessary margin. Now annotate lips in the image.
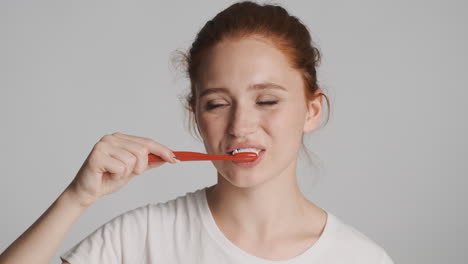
[226,142,266,154]
[232,149,266,167]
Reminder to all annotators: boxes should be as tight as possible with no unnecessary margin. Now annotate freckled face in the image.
[194,36,312,187]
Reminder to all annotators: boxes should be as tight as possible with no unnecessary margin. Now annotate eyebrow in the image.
[198,82,287,98]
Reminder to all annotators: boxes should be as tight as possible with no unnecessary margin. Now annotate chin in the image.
[217,170,272,189]
[211,157,277,188]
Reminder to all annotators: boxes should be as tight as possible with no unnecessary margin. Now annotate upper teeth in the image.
[231,148,261,155]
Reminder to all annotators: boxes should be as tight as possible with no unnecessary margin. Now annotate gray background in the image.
[1,0,467,263]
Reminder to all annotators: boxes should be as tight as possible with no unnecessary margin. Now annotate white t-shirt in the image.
[61,186,394,264]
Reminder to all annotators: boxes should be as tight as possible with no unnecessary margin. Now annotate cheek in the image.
[262,109,284,130]
[265,105,304,133]
[198,115,226,140]
[263,105,305,151]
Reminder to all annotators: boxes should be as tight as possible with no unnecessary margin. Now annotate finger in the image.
[91,141,125,177]
[111,137,149,175]
[111,132,151,145]
[146,141,178,164]
[98,153,127,180]
[111,132,177,164]
[108,147,139,178]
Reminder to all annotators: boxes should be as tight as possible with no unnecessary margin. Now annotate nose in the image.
[228,104,257,138]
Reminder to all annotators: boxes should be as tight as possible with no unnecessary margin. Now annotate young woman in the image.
[0,2,394,263]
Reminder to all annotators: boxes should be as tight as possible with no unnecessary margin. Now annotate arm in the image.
[0,132,177,264]
[0,186,88,264]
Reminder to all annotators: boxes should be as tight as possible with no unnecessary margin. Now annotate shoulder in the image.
[60,188,208,263]
[101,187,205,231]
[125,187,207,234]
[146,187,204,216]
[325,212,394,263]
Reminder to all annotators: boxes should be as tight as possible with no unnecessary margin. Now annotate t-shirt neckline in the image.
[195,186,337,263]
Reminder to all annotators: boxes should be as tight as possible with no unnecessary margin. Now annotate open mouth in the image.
[229,148,263,156]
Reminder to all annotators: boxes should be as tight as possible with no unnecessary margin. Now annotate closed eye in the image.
[206,103,226,110]
[258,101,278,105]
[206,101,278,111]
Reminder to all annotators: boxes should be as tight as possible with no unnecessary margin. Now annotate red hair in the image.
[177,1,331,141]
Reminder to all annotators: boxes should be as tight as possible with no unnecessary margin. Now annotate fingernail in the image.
[173,156,181,163]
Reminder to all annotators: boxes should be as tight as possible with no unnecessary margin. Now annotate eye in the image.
[257,100,278,106]
[206,102,226,110]
[205,100,278,110]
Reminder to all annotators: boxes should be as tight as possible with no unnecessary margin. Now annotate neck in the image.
[206,159,316,241]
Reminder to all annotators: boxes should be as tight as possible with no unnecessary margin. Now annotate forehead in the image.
[195,36,303,95]
[198,82,287,99]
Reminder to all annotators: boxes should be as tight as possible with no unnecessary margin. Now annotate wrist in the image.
[62,185,96,209]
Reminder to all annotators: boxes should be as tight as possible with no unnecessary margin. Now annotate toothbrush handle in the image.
[148,151,257,162]
[148,151,233,162]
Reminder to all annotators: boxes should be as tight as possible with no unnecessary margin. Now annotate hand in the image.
[65,132,178,207]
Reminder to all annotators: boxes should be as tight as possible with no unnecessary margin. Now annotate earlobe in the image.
[303,96,322,133]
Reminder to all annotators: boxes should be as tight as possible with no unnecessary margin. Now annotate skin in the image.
[0,133,178,264]
[0,35,327,263]
[195,35,328,260]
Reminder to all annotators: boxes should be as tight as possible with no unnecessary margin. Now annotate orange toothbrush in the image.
[148,151,258,163]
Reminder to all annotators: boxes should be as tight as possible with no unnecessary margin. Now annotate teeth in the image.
[231,148,261,155]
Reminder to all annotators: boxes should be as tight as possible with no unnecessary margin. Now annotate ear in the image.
[303,94,323,134]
